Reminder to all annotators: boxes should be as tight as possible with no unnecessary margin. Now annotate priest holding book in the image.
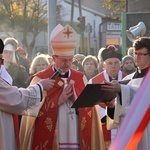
[102,37,150,150]
[89,48,126,149]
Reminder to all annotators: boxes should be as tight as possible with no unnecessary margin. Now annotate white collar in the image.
[104,70,123,82]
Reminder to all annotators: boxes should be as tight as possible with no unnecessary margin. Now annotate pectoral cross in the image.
[67,108,74,119]
[66,99,74,119]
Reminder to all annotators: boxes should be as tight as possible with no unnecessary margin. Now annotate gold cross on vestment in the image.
[63,27,73,38]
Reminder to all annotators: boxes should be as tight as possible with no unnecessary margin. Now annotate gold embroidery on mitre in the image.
[81,117,86,131]
[87,110,92,117]
[45,117,53,132]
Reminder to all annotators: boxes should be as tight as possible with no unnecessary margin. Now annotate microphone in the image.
[50,68,64,79]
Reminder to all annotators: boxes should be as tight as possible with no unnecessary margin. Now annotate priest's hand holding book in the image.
[101,80,121,93]
[101,80,121,108]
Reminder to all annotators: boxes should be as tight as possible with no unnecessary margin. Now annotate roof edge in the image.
[64,0,106,18]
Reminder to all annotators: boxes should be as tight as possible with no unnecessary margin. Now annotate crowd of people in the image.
[0,23,150,150]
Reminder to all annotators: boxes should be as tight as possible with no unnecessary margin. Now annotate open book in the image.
[71,84,116,108]
[72,80,130,108]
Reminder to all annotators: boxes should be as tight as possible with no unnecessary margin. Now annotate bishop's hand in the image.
[58,83,73,106]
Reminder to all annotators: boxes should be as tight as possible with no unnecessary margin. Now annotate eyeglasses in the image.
[55,56,73,63]
[134,52,150,57]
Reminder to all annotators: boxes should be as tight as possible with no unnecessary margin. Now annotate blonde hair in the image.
[29,54,50,75]
[82,55,98,69]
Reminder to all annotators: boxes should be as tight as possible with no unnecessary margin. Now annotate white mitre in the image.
[50,24,77,56]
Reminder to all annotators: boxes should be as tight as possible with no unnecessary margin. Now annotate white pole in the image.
[48,0,57,55]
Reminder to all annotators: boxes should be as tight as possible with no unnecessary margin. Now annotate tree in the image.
[0,0,47,60]
[102,0,126,19]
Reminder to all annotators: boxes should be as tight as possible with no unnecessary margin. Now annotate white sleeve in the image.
[113,84,138,124]
[0,78,41,117]
[107,79,139,130]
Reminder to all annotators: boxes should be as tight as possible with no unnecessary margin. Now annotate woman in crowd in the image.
[3,38,29,88]
[71,58,79,70]
[82,55,99,80]
[73,53,85,72]
[29,53,50,76]
[121,55,136,74]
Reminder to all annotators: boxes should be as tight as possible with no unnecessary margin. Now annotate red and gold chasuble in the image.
[31,66,94,150]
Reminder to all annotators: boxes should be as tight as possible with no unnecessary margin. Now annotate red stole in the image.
[79,107,92,149]
[31,77,63,149]
[12,114,20,149]
[92,73,111,143]
[31,67,93,150]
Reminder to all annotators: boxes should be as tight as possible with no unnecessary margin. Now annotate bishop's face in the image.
[52,55,73,73]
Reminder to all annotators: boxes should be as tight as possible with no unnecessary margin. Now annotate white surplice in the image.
[58,78,80,149]
[107,72,150,150]
[0,77,41,150]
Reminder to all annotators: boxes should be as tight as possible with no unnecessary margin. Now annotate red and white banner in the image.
[109,68,150,150]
